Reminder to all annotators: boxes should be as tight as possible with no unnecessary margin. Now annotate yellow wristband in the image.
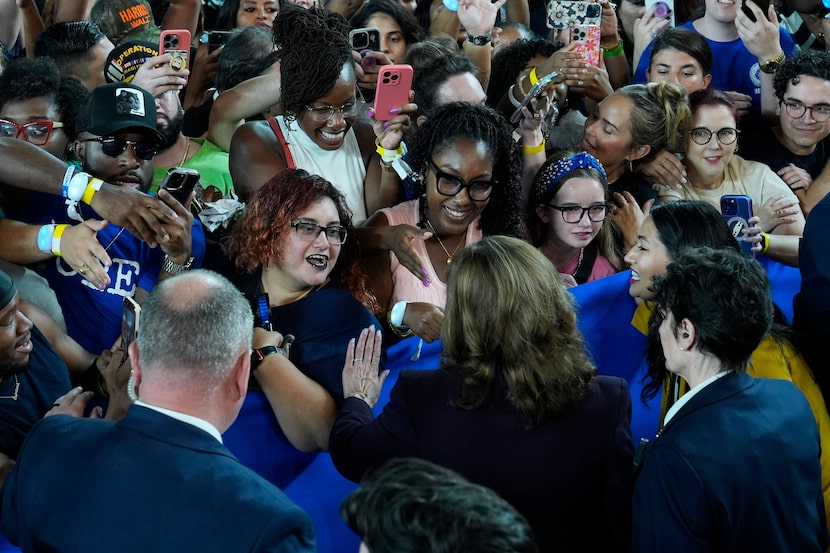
[81,178,103,205]
[522,139,546,155]
[51,224,68,257]
[759,231,770,254]
[375,137,404,159]
[529,67,539,86]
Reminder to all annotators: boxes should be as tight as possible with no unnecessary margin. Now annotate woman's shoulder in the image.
[379,199,419,225]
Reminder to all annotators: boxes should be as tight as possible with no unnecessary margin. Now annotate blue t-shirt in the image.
[634,20,798,123]
[21,192,206,354]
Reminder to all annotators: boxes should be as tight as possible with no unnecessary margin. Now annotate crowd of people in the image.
[0,0,830,550]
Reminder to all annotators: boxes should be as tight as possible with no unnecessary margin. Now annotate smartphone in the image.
[254,293,272,331]
[510,70,561,124]
[645,0,675,27]
[546,1,602,29]
[373,64,413,121]
[160,167,200,205]
[208,30,232,53]
[121,296,141,347]
[721,195,755,257]
[159,29,191,80]
[570,25,602,67]
[741,0,770,22]
[349,27,381,52]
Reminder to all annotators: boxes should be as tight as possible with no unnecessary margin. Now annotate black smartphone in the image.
[349,27,381,51]
[254,293,272,331]
[721,194,755,257]
[121,296,141,347]
[160,167,200,205]
[208,30,232,53]
[741,0,770,22]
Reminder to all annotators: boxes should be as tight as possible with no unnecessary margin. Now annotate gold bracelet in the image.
[522,139,546,155]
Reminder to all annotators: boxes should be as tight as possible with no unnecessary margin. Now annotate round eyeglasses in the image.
[688,127,740,146]
[79,136,158,161]
[781,100,830,122]
[0,119,64,146]
[290,220,348,245]
[304,102,360,122]
[548,203,610,224]
[427,160,496,202]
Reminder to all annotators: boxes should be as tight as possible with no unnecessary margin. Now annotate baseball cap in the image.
[105,40,159,83]
[90,0,161,45]
[76,83,166,145]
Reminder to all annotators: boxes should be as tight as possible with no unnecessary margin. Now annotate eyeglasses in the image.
[427,160,496,202]
[781,100,830,122]
[80,136,158,161]
[688,127,740,146]
[290,220,348,245]
[0,119,64,146]
[548,203,610,224]
[304,101,360,122]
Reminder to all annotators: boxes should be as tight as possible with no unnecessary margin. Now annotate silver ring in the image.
[353,357,363,363]
[578,80,584,87]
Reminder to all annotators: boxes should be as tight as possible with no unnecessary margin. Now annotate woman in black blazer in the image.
[330,235,634,553]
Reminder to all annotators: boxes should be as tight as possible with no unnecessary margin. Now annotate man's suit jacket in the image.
[633,372,828,552]
[330,370,634,553]
[1,406,316,553]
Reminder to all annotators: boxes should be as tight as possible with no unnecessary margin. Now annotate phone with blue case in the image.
[721,195,755,257]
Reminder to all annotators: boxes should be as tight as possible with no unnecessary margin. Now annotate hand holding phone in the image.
[510,70,562,124]
[373,64,413,121]
[721,195,756,257]
[570,25,601,67]
[121,296,141,348]
[349,27,381,52]
[159,29,191,83]
[160,167,200,205]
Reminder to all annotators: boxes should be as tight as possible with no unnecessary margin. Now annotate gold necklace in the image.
[570,248,585,277]
[425,218,465,264]
[179,137,191,166]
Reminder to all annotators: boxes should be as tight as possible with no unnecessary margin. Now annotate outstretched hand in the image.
[342,326,387,408]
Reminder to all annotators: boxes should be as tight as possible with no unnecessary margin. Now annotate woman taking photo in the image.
[528,151,621,287]
[330,235,634,553]
[229,5,412,221]
[633,246,827,551]
[222,168,382,487]
[360,102,523,342]
[349,0,424,64]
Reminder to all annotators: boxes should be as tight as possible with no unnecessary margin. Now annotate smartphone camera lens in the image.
[586,4,600,17]
[353,33,368,49]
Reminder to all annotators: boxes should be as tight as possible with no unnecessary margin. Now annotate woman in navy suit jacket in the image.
[330,236,634,553]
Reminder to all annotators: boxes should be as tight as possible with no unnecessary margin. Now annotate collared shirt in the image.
[663,371,733,426]
[135,400,223,443]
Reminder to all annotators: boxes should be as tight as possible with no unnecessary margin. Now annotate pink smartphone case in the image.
[373,64,413,121]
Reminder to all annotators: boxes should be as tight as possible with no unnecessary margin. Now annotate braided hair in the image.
[408,102,524,238]
[273,5,353,122]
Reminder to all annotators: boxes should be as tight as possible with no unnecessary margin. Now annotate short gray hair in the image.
[137,270,253,381]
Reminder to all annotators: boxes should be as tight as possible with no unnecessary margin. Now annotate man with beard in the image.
[151,89,233,198]
[19,82,205,356]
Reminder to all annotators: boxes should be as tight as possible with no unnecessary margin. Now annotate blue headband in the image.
[533,152,607,203]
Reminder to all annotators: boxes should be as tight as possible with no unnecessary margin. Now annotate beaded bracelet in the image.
[523,139,546,155]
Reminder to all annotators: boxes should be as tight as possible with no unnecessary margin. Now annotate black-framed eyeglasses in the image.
[781,100,830,122]
[0,119,64,146]
[304,101,360,122]
[688,127,740,146]
[290,220,348,245]
[548,203,610,224]
[427,160,496,202]
[80,136,158,161]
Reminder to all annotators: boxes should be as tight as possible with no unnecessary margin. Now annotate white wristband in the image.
[390,300,408,327]
[67,172,91,202]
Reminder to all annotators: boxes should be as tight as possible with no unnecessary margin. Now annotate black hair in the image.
[0,57,88,140]
[648,200,738,259]
[648,27,713,76]
[342,458,539,553]
[773,49,830,101]
[408,102,524,237]
[215,0,286,30]
[34,21,108,77]
[350,0,425,49]
[487,38,562,110]
[646,247,773,388]
[273,5,353,121]
[215,26,277,92]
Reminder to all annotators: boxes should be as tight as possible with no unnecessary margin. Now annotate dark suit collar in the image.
[660,372,754,435]
[118,405,239,461]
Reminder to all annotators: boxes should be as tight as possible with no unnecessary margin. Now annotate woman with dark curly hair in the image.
[222,168,383,483]
[330,235,634,553]
[359,102,523,342]
[229,5,413,221]
[349,0,424,63]
[214,0,283,31]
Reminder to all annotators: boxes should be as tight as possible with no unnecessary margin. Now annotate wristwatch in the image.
[759,51,785,74]
[466,32,492,46]
[251,346,279,371]
[161,255,195,275]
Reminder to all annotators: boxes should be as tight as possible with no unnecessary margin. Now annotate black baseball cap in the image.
[76,82,165,145]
